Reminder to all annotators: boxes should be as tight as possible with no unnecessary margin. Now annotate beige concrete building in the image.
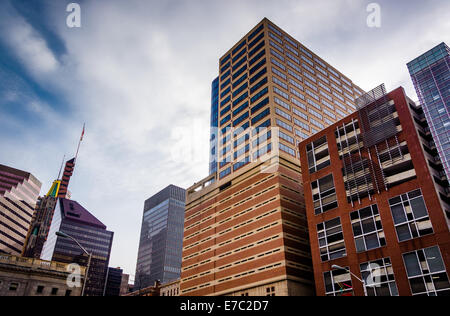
[181,18,366,296]
[0,254,85,296]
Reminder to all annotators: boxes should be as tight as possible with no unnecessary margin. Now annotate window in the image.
[312,174,337,215]
[274,97,290,111]
[250,77,268,95]
[271,58,286,71]
[252,108,270,125]
[65,290,72,296]
[306,136,330,173]
[233,73,248,88]
[350,204,386,252]
[279,131,294,144]
[233,82,248,98]
[403,246,450,296]
[279,143,296,157]
[292,107,307,121]
[273,77,288,90]
[250,58,266,75]
[249,49,265,66]
[317,217,346,261]
[36,285,45,294]
[249,68,267,85]
[253,143,272,160]
[219,167,231,179]
[389,190,433,242]
[9,283,19,291]
[323,268,353,296]
[251,87,268,104]
[273,87,289,100]
[275,107,291,121]
[276,119,292,132]
[251,97,269,115]
[360,258,399,296]
[272,67,287,80]
[51,288,58,295]
[266,286,276,296]
[233,112,249,127]
[249,41,265,58]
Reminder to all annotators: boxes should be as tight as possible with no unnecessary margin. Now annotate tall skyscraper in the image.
[298,85,450,296]
[0,164,41,255]
[41,198,114,296]
[212,18,364,181]
[407,42,450,181]
[180,18,365,296]
[24,158,77,258]
[210,77,220,176]
[135,185,186,289]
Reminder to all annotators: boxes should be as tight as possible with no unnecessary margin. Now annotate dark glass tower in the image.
[104,267,123,296]
[408,42,450,180]
[41,198,114,296]
[135,185,185,289]
[210,77,220,176]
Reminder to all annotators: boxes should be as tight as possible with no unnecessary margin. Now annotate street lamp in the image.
[56,231,92,296]
[331,264,368,296]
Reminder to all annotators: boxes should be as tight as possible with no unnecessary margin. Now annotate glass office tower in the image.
[210,77,220,176]
[408,42,450,180]
[135,185,185,289]
[41,198,114,296]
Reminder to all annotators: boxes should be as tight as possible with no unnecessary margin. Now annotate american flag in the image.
[80,123,85,141]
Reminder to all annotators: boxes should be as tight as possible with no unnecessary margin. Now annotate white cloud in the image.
[0,5,59,77]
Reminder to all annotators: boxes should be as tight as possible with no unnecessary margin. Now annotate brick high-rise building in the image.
[298,84,450,296]
[180,18,366,296]
[0,164,41,256]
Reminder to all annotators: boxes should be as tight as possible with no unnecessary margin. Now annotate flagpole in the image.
[75,123,85,163]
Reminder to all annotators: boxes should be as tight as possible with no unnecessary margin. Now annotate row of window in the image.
[269,40,357,112]
[324,245,450,296]
[316,188,433,262]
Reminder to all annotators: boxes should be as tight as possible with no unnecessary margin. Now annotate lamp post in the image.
[331,264,368,296]
[56,231,92,296]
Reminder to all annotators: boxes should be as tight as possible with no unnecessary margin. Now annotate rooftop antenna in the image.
[57,154,66,180]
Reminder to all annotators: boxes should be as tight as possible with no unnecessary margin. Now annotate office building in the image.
[0,164,41,256]
[135,185,186,289]
[24,158,77,259]
[180,18,365,296]
[0,254,85,296]
[212,18,364,181]
[104,267,123,296]
[407,42,450,181]
[298,84,450,296]
[41,198,114,296]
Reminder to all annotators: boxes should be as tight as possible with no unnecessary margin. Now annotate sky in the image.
[0,0,449,281]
